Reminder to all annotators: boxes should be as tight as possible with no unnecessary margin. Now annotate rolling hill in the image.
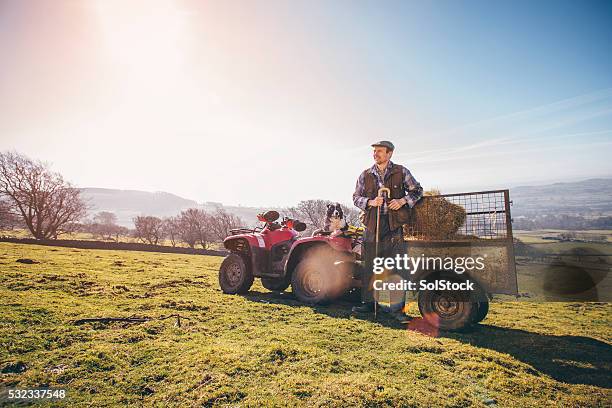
[509,178,612,217]
[81,178,612,227]
[80,188,265,227]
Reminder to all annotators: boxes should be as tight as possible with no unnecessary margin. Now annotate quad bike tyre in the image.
[291,246,353,305]
[219,253,254,294]
[261,276,291,292]
[417,275,477,331]
[291,258,331,304]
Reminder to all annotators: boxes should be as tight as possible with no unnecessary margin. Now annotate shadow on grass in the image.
[448,324,611,388]
[243,290,611,388]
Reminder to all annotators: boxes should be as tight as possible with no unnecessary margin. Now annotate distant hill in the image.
[80,188,265,227]
[510,178,612,217]
[81,178,612,227]
[81,188,198,227]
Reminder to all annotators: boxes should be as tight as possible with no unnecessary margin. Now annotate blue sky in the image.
[0,0,611,206]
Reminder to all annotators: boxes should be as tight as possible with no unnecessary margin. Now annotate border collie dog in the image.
[312,202,348,236]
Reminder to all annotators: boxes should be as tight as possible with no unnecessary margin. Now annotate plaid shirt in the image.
[353,161,423,215]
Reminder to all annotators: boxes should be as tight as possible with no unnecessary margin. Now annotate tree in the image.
[0,198,20,231]
[112,225,130,242]
[294,199,331,229]
[162,216,181,247]
[208,208,243,242]
[343,206,362,227]
[133,215,164,245]
[0,151,87,239]
[93,211,118,226]
[178,208,209,249]
[88,211,124,240]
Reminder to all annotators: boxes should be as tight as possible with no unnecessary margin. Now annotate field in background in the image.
[0,229,225,251]
[1,243,610,406]
[514,229,612,244]
[4,229,612,258]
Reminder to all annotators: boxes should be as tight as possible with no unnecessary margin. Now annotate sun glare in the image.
[93,0,190,82]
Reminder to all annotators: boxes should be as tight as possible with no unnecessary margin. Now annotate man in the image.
[352,141,423,314]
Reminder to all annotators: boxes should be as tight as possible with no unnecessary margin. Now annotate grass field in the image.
[0,229,225,251]
[514,229,612,244]
[0,242,610,407]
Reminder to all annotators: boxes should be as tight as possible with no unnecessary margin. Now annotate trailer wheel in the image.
[472,300,490,323]
[418,278,476,331]
[219,253,254,294]
[261,276,291,292]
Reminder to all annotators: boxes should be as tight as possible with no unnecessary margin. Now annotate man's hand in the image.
[388,198,407,210]
[368,197,384,207]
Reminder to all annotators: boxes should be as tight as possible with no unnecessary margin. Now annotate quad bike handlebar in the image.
[229,211,306,236]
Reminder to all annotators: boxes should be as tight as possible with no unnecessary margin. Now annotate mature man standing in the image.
[352,141,423,314]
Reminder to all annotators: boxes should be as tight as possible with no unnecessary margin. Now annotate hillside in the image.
[510,178,612,217]
[81,188,198,226]
[80,178,612,228]
[80,188,267,228]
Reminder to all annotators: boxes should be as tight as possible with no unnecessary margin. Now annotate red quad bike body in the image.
[218,210,361,304]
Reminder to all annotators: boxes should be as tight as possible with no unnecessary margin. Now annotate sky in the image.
[1,0,611,207]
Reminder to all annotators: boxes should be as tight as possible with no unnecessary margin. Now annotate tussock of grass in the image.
[0,242,610,407]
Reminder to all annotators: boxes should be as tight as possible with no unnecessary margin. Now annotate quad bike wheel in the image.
[417,276,477,331]
[219,253,254,294]
[291,246,353,305]
[291,258,330,304]
[261,276,291,292]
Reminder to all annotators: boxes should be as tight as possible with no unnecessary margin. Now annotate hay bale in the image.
[404,190,467,240]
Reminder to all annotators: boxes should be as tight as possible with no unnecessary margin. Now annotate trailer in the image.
[397,189,518,330]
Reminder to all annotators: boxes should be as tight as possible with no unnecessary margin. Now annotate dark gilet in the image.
[361,163,412,232]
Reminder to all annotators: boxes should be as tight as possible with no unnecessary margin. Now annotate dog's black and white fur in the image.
[312,203,348,236]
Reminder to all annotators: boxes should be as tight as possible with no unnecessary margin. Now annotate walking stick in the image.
[374,187,390,320]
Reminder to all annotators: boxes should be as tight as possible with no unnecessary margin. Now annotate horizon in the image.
[2,0,612,207]
[79,175,612,209]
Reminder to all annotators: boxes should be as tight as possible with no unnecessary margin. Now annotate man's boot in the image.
[352,302,375,313]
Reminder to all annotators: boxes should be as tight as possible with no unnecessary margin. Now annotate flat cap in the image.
[371,140,395,151]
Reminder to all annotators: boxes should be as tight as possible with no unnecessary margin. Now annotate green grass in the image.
[0,229,226,250]
[514,229,612,244]
[0,242,610,407]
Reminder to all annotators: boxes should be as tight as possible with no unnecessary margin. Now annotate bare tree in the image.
[133,215,164,245]
[0,198,20,231]
[0,151,87,239]
[113,225,130,242]
[178,208,209,249]
[162,216,181,247]
[86,211,124,240]
[208,208,243,242]
[291,199,331,230]
[93,211,118,226]
[343,206,362,227]
[285,199,333,236]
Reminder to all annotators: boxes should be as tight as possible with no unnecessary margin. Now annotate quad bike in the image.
[219,210,363,304]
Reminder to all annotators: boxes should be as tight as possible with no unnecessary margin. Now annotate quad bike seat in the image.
[311,229,332,237]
